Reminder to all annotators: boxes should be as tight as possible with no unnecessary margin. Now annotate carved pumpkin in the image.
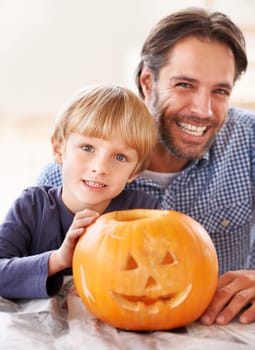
[72,209,218,331]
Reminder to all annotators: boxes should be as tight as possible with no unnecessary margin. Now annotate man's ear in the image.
[140,65,153,100]
[51,137,63,165]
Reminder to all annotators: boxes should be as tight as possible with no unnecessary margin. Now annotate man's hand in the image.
[200,270,255,325]
[48,209,99,275]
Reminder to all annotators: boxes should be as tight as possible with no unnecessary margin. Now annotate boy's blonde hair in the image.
[52,84,157,174]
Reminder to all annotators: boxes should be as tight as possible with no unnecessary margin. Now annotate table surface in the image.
[1,278,255,350]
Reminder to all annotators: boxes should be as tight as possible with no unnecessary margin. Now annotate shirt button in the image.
[222,219,230,227]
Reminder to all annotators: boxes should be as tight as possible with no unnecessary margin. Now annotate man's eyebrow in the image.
[170,75,197,83]
[216,82,233,90]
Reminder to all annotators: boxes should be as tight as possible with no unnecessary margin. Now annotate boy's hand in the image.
[48,209,99,275]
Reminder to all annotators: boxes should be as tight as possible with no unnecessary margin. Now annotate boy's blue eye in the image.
[115,154,126,161]
[82,145,94,152]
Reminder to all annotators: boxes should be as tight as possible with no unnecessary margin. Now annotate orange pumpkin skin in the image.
[73,209,218,331]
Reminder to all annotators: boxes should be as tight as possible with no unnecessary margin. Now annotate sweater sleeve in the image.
[0,252,63,298]
[0,187,65,299]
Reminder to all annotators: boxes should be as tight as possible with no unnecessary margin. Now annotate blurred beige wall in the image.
[0,0,255,120]
[0,0,255,220]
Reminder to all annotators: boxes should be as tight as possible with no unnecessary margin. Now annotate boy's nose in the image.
[91,157,109,175]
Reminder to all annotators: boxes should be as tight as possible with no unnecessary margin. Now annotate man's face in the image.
[141,36,236,164]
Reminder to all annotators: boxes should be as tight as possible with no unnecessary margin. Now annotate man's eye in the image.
[115,154,126,161]
[82,145,94,152]
[176,82,192,89]
[215,88,230,96]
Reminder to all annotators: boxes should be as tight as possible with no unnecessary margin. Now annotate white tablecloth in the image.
[1,278,255,350]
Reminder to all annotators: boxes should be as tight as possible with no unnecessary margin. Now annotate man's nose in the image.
[190,90,213,119]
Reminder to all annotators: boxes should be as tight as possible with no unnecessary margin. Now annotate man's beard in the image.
[158,116,215,161]
[148,89,218,161]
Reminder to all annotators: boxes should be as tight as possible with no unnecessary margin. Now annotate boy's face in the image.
[54,133,139,213]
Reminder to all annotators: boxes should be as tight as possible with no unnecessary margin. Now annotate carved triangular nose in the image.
[145,276,157,289]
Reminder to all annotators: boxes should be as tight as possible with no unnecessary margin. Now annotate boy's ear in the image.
[140,65,153,100]
[127,173,139,184]
[51,137,63,164]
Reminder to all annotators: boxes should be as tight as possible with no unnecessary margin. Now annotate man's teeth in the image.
[178,122,207,136]
[85,180,105,188]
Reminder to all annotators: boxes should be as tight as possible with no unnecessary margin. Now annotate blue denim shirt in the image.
[37,107,255,275]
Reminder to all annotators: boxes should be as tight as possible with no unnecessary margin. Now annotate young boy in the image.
[0,84,160,299]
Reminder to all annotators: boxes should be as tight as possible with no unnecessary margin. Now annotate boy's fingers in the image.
[75,209,100,219]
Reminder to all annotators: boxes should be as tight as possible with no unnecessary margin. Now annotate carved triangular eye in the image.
[160,252,175,265]
[123,254,138,270]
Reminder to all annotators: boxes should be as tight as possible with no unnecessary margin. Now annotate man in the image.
[37,8,255,325]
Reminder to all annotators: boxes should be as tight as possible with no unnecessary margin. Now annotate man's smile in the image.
[177,121,207,136]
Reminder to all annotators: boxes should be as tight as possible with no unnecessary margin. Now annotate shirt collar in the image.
[192,150,210,168]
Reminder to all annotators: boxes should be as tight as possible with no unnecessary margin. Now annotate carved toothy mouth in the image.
[110,284,192,314]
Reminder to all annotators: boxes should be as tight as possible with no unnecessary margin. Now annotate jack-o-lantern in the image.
[72,209,218,331]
